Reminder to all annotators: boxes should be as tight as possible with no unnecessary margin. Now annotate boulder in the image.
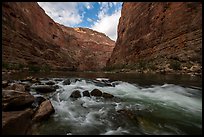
[2,108,34,135]
[190,65,201,73]
[2,90,35,111]
[62,79,71,85]
[46,81,55,85]
[32,100,55,122]
[5,83,26,92]
[31,85,56,93]
[82,90,90,97]
[102,92,114,98]
[70,90,81,98]
[90,89,102,97]
[2,80,9,88]
[31,96,47,108]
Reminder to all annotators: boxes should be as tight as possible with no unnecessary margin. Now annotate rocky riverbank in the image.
[2,76,119,135]
[2,77,55,135]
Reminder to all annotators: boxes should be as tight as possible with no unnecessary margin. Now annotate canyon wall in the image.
[106,2,202,74]
[2,2,114,71]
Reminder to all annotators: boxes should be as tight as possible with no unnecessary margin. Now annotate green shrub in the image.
[28,65,40,72]
[2,62,25,70]
[137,60,147,70]
[170,60,181,70]
[41,64,51,72]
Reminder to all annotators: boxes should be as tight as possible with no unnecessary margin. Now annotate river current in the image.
[3,72,202,135]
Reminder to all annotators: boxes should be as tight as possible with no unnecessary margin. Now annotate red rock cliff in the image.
[2,2,114,71]
[106,2,202,74]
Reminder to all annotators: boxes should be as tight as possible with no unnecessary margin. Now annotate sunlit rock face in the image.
[106,2,202,73]
[2,2,115,71]
[59,25,115,71]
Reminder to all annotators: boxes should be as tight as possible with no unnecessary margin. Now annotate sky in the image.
[38,2,123,41]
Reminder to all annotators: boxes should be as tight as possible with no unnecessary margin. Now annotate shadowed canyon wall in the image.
[106,2,202,74]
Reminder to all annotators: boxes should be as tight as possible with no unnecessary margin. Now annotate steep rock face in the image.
[59,24,115,71]
[107,2,202,73]
[2,2,114,71]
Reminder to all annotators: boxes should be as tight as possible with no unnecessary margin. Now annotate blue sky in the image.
[38,2,123,41]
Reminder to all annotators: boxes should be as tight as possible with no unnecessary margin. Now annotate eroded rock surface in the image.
[106,2,202,74]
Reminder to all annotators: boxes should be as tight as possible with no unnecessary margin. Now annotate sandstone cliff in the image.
[2,2,114,71]
[106,2,202,74]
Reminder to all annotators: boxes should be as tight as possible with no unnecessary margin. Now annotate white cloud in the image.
[87,18,93,22]
[37,2,93,27]
[37,2,122,41]
[91,10,121,41]
[84,2,93,10]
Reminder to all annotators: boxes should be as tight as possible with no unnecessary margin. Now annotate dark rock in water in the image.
[2,90,35,111]
[46,81,55,85]
[53,85,60,90]
[32,100,55,122]
[54,78,63,82]
[82,90,90,97]
[32,85,56,93]
[2,108,34,135]
[102,92,114,98]
[5,83,26,92]
[2,80,9,88]
[63,79,71,85]
[31,78,40,83]
[90,89,102,97]
[31,96,47,108]
[24,84,30,92]
[117,109,139,125]
[70,90,81,98]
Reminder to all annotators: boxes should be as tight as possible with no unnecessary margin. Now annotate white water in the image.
[33,78,202,135]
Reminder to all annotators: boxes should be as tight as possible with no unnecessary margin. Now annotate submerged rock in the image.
[102,92,114,98]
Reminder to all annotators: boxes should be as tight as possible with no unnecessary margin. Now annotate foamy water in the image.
[31,77,202,135]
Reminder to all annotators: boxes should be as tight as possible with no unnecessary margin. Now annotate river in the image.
[2,71,202,135]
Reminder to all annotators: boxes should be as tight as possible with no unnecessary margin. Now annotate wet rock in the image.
[31,96,47,108]
[20,76,33,82]
[82,90,90,97]
[2,108,34,135]
[46,81,55,85]
[31,78,40,83]
[53,85,60,90]
[62,79,71,85]
[70,90,81,98]
[2,90,35,111]
[102,92,114,98]
[5,83,26,92]
[2,80,9,88]
[90,89,102,97]
[24,84,31,91]
[54,78,63,82]
[31,85,56,93]
[117,109,139,124]
[32,100,55,122]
